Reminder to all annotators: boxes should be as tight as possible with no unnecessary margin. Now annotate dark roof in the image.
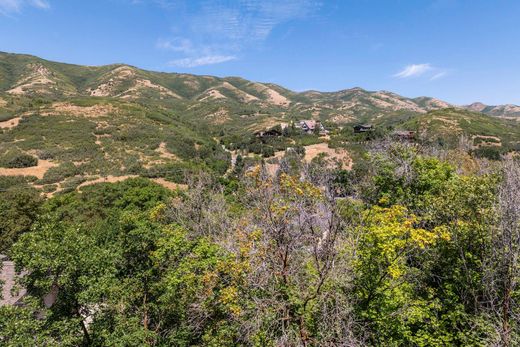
[255,129,282,137]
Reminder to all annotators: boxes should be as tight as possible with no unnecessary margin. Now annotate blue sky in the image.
[0,0,519,105]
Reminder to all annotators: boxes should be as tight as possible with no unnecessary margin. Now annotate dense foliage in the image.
[1,143,519,346]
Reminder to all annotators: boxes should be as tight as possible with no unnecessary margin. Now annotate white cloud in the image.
[430,71,447,80]
[0,0,22,13]
[167,55,237,68]
[393,63,449,81]
[30,0,49,9]
[155,0,321,68]
[193,0,321,42]
[394,64,433,78]
[0,0,49,15]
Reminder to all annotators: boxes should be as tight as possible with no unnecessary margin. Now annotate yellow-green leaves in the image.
[360,205,445,278]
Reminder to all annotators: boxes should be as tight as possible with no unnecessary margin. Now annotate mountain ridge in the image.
[2,51,519,119]
[0,51,453,119]
[2,51,520,195]
[464,102,520,118]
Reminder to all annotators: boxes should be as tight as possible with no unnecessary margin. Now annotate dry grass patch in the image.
[221,82,258,103]
[6,63,70,96]
[152,178,188,191]
[156,142,179,160]
[42,102,118,118]
[264,142,352,176]
[0,117,21,130]
[120,79,182,99]
[199,89,227,101]
[205,108,231,125]
[0,159,57,179]
[303,143,352,169]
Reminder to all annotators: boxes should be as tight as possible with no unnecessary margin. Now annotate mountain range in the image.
[1,51,520,194]
[2,51,517,122]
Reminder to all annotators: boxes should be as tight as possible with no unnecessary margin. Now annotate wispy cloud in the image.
[30,0,49,9]
[394,64,433,78]
[152,0,321,68]
[430,71,447,80]
[394,63,449,81]
[156,38,194,54]
[0,0,49,15]
[167,55,237,68]
[192,0,321,42]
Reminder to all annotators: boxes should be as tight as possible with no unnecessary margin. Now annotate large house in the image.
[353,124,374,133]
[298,120,328,135]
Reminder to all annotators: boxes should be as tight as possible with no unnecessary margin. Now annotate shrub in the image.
[39,162,79,184]
[262,146,275,158]
[471,147,504,160]
[42,184,58,193]
[0,150,38,168]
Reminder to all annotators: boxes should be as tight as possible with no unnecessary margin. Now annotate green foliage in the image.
[0,149,38,168]
[39,162,79,184]
[362,145,455,210]
[471,146,504,160]
[2,51,520,346]
[0,300,84,346]
[2,178,241,346]
[0,184,42,252]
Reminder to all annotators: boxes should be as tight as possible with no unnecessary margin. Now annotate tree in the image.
[487,158,520,346]
[0,187,42,253]
[237,169,360,345]
[354,205,451,346]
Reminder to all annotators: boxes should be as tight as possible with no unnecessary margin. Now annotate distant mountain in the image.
[0,51,453,124]
[464,102,520,118]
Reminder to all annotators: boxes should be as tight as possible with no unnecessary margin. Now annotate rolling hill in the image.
[1,51,520,193]
[0,51,453,119]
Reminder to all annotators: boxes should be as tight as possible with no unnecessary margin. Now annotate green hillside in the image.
[400,108,520,150]
[2,52,520,192]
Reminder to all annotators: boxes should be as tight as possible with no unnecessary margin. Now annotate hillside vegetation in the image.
[2,52,520,346]
[1,144,520,346]
[2,52,520,193]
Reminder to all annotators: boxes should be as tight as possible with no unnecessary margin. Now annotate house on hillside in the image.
[353,124,374,133]
[254,128,283,139]
[298,120,328,135]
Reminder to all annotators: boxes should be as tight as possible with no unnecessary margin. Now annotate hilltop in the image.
[464,102,520,118]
